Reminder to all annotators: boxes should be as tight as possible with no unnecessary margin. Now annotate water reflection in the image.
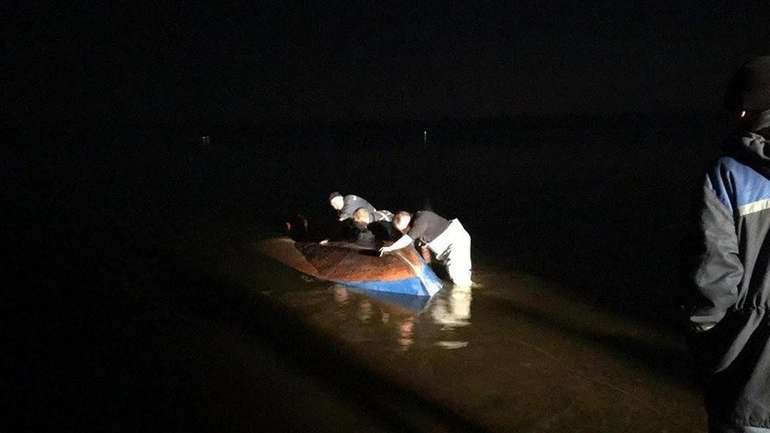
[333,285,349,305]
[431,284,472,328]
[327,283,474,352]
[357,299,373,322]
[430,284,472,349]
[268,273,704,430]
[398,317,415,350]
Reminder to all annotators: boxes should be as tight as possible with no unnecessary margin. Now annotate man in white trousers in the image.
[379,210,472,287]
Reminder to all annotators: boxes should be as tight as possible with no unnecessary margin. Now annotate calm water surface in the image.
[13,121,723,432]
[238,244,706,433]
[166,120,721,432]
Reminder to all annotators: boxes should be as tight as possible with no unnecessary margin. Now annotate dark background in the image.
[6,2,770,126]
[6,2,770,432]
[8,0,766,320]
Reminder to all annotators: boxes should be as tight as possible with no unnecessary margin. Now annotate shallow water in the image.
[206,235,707,433]
[11,119,723,431]
[159,117,721,431]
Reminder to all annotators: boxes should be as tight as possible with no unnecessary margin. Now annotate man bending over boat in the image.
[352,207,398,242]
[379,211,472,287]
[318,207,393,246]
[329,191,393,222]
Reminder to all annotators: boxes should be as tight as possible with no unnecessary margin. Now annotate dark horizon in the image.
[6,110,727,135]
[8,2,770,128]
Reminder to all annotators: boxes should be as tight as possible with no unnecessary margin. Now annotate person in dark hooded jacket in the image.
[685,56,770,433]
[328,191,393,222]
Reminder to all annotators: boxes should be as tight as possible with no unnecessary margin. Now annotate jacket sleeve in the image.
[338,199,355,221]
[687,180,743,332]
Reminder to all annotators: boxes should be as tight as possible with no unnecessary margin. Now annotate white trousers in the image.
[428,219,472,286]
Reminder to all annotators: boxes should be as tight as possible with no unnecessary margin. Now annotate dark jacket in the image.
[686,130,770,429]
[338,194,376,221]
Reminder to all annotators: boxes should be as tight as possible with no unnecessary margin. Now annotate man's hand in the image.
[378,246,390,257]
[319,239,329,245]
[419,245,432,263]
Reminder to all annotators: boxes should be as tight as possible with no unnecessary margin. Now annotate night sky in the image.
[9,1,770,126]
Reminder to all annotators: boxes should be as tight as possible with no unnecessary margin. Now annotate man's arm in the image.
[686,183,743,332]
[338,206,352,221]
[379,234,414,256]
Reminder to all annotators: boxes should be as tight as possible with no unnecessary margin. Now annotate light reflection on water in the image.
[266,266,689,378]
[431,284,472,328]
[262,267,705,432]
[324,283,474,352]
[397,316,414,350]
[332,285,349,305]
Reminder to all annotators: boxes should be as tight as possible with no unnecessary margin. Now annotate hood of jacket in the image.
[726,110,770,175]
